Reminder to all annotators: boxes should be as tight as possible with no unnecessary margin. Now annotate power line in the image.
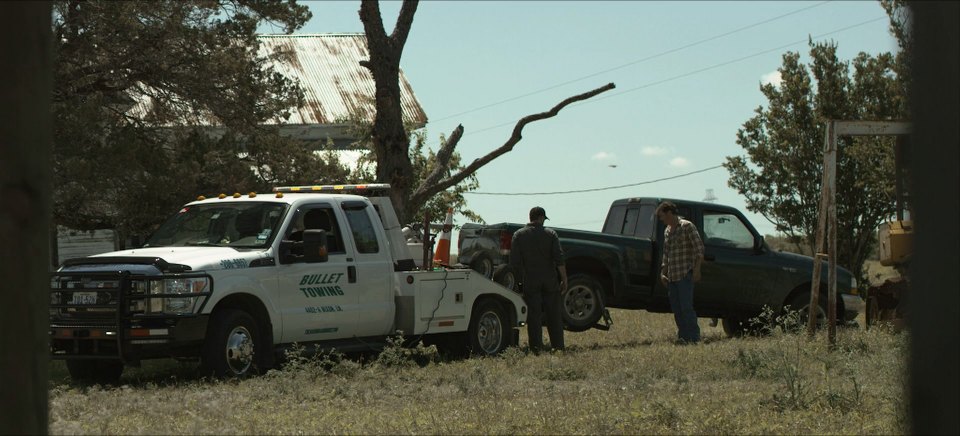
[466,164,724,196]
[588,16,888,103]
[464,16,887,137]
[431,1,832,123]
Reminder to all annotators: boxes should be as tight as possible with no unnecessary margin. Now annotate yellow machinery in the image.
[866,135,912,328]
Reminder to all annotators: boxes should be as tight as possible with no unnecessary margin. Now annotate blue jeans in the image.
[668,271,700,343]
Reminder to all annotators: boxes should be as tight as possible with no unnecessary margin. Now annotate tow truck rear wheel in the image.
[202,309,261,378]
[562,274,605,332]
[468,299,509,356]
[66,359,124,385]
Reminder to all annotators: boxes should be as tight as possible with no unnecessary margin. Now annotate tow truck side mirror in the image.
[302,229,330,263]
[754,235,765,254]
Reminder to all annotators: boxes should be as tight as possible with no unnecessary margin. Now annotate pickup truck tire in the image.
[493,266,517,291]
[562,274,605,332]
[468,299,509,356]
[202,309,261,378]
[784,293,827,332]
[722,318,761,337]
[470,256,495,279]
[66,359,124,385]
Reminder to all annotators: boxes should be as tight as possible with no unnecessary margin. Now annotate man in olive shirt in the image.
[510,206,568,352]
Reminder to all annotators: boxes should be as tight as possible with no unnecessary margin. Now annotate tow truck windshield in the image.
[143,202,289,248]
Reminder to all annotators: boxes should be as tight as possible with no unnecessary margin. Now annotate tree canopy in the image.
[51,0,360,241]
[724,1,910,281]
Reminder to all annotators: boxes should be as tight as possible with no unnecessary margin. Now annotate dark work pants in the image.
[523,279,564,350]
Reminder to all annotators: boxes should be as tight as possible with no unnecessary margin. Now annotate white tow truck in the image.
[50,184,527,383]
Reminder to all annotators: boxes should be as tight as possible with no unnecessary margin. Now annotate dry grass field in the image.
[48,309,908,435]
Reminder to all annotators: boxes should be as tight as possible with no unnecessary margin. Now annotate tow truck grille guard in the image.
[49,270,213,362]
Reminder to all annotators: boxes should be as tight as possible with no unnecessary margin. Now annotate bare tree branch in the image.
[391,0,419,54]
[410,82,615,206]
[419,124,463,190]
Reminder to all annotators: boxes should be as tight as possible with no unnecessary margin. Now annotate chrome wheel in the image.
[475,310,504,354]
[469,300,509,356]
[225,325,254,375]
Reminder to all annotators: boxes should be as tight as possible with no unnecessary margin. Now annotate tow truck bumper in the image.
[50,315,209,362]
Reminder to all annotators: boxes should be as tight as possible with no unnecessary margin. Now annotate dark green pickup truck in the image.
[457,197,863,335]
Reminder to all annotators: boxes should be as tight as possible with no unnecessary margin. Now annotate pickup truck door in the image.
[340,201,395,337]
[696,210,777,315]
[277,204,357,343]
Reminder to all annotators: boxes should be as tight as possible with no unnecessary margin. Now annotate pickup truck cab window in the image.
[343,205,380,254]
[603,204,656,238]
[703,212,754,249]
[285,205,347,256]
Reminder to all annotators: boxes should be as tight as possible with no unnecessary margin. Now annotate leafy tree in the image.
[51,0,354,242]
[724,4,910,281]
[358,0,614,223]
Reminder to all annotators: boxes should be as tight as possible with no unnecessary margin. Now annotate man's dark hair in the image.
[656,201,678,215]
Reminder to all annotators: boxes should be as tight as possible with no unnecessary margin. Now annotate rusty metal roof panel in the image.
[258,33,427,127]
[127,33,427,129]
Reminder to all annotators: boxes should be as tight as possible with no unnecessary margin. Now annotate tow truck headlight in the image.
[148,278,209,314]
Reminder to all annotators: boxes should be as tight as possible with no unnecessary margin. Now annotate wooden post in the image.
[811,121,912,344]
[808,121,834,337]
[826,127,838,347]
[421,210,431,270]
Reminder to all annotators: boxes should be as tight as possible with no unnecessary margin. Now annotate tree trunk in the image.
[0,2,53,433]
[358,1,614,224]
[359,0,419,222]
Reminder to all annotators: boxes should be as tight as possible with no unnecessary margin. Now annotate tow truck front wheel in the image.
[202,309,260,378]
[468,300,509,356]
[66,359,124,385]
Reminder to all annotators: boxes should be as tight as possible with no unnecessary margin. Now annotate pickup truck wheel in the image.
[468,300,508,356]
[66,359,124,385]
[470,256,495,278]
[562,274,605,332]
[493,266,517,291]
[722,318,755,337]
[784,293,827,332]
[202,309,260,378]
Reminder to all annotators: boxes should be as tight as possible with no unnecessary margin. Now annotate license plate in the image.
[70,292,98,305]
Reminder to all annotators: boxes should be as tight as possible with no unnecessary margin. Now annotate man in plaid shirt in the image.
[657,201,705,343]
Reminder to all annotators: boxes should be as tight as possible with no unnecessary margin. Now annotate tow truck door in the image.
[340,201,394,337]
[277,204,357,343]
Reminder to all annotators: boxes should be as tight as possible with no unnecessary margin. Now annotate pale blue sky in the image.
[295,1,898,246]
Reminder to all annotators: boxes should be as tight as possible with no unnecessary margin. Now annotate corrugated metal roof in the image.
[259,33,427,127]
[128,33,427,129]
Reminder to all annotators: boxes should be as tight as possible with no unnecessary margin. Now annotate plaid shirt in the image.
[661,219,704,282]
